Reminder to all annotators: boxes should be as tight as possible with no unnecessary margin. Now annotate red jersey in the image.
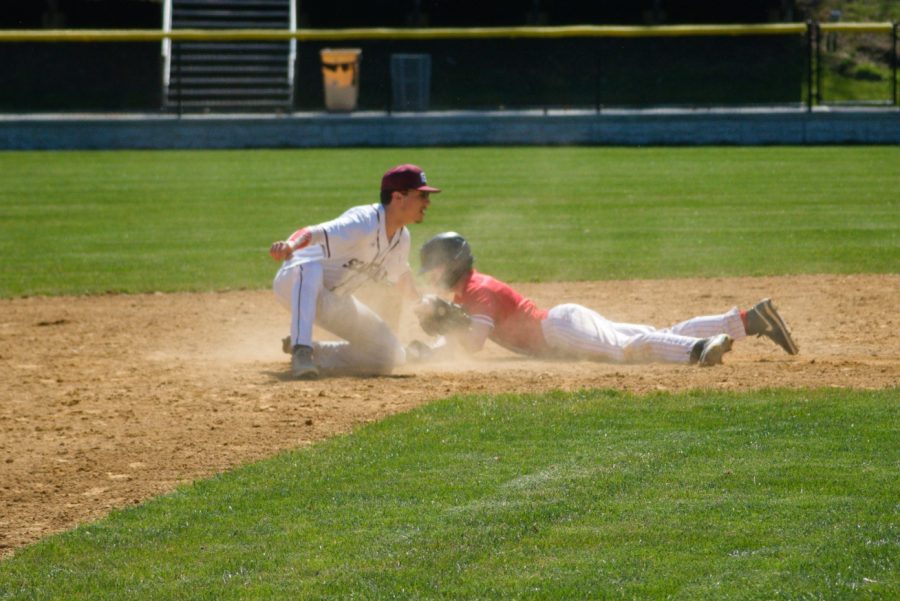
[454,270,549,355]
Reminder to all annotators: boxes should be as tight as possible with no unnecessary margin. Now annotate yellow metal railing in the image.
[0,23,813,43]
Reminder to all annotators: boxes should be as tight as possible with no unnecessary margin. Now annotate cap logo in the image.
[420,172,427,184]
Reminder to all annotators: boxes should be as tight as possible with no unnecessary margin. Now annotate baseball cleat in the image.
[291,345,319,380]
[745,298,799,355]
[698,334,734,367]
[282,335,292,354]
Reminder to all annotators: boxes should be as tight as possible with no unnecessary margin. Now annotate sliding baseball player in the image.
[410,232,798,366]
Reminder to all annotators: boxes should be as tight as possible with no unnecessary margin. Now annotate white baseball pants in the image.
[273,261,405,374]
[540,303,746,364]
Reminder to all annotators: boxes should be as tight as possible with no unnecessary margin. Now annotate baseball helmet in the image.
[419,232,474,289]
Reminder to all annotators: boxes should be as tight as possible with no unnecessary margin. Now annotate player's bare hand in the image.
[269,241,294,261]
[405,340,434,363]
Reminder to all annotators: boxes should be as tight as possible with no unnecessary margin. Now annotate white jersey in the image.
[282,203,411,296]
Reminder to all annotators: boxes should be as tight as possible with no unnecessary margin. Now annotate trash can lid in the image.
[320,48,362,64]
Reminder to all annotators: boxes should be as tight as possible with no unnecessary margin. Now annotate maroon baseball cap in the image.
[381,164,441,193]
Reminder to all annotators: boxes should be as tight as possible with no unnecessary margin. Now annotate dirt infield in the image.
[1,274,897,558]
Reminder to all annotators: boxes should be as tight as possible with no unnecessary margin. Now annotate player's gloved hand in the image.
[414,295,471,336]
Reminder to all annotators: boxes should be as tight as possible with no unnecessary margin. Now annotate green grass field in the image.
[1,389,897,599]
[0,147,898,599]
[1,146,897,297]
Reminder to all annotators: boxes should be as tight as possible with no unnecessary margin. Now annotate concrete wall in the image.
[1,108,898,150]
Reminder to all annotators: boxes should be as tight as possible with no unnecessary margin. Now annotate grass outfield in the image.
[1,146,898,297]
[1,147,897,598]
[0,388,897,599]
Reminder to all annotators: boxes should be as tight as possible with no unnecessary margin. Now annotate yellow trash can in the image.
[320,48,362,112]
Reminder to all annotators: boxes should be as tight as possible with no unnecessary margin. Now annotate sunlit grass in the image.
[1,146,898,297]
[1,388,897,599]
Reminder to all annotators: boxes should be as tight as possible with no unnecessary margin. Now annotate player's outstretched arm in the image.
[406,317,491,363]
[455,319,491,354]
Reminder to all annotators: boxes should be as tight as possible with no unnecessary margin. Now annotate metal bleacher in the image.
[162,0,295,112]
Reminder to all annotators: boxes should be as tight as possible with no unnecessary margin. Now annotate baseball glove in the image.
[415,294,471,336]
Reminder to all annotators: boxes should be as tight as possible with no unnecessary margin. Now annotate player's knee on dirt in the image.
[364,339,405,374]
[359,327,405,374]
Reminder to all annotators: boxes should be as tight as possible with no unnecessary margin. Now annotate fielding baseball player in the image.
[269,164,440,379]
[410,232,798,366]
